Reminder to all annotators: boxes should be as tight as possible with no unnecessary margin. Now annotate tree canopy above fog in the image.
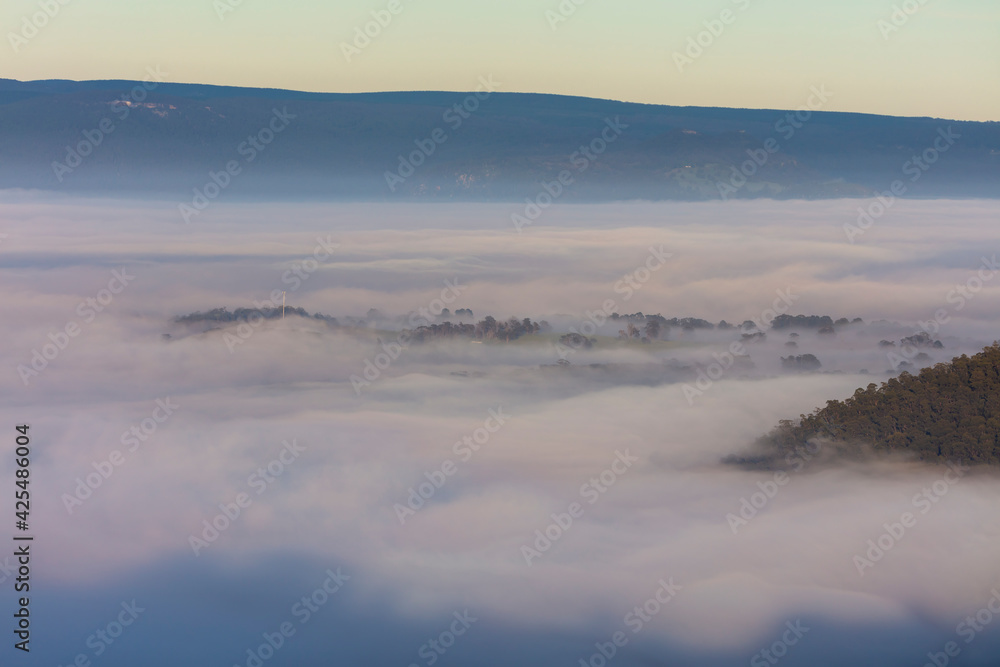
[756,343,1000,465]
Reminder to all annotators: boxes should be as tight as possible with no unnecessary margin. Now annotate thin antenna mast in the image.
[282,291,286,319]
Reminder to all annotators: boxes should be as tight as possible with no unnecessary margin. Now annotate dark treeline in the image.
[753,343,1000,465]
[772,315,833,329]
[781,354,822,371]
[612,313,715,331]
[612,313,869,337]
[405,316,543,343]
[177,308,879,338]
[175,307,338,325]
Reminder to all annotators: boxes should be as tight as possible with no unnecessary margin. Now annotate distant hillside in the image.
[745,343,1000,466]
[0,79,998,201]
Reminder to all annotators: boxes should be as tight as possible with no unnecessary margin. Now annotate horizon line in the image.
[4,77,996,124]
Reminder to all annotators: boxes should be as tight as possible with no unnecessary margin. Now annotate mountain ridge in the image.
[1,79,997,201]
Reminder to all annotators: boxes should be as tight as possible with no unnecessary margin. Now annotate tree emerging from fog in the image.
[757,343,1000,465]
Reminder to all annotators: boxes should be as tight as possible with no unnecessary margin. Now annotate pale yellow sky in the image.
[2,0,998,121]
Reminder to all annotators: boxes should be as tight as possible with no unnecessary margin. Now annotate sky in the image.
[2,0,998,121]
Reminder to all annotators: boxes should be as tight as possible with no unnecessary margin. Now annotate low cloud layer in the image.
[3,194,1000,666]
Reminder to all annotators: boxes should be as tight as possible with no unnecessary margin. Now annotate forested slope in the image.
[754,343,1000,465]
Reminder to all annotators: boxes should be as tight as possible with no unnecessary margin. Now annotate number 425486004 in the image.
[15,425,30,530]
